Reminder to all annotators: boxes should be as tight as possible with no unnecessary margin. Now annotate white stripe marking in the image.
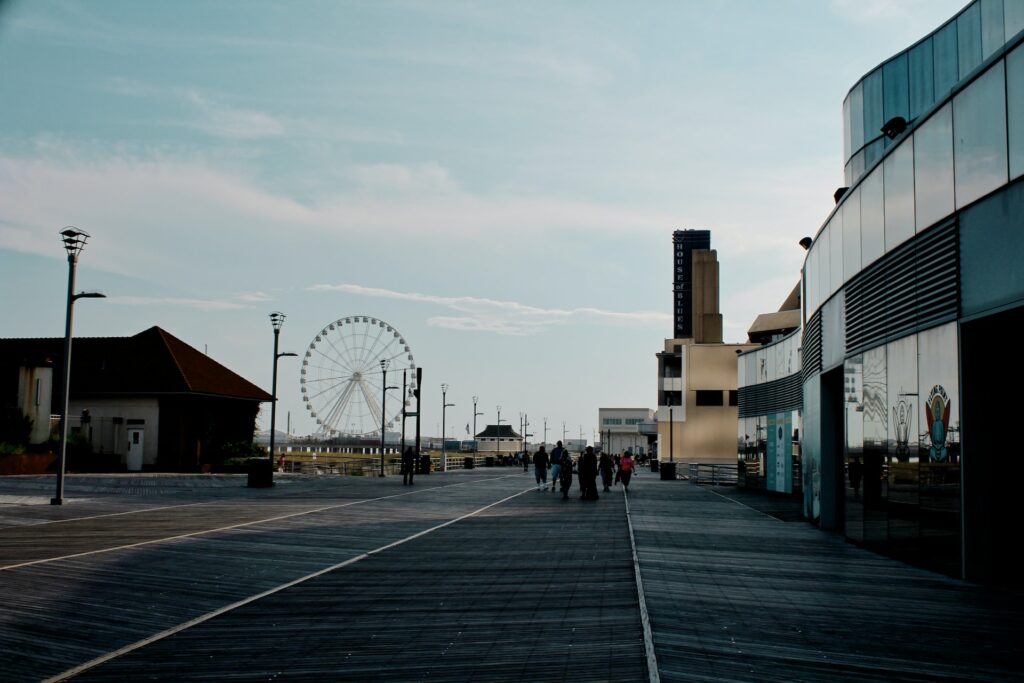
[1,475,518,571]
[43,485,534,683]
[624,488,661,683]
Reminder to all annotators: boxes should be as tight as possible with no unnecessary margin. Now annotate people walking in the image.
[402,447,416,486]
[522,450,530,473]
[532,447,548,490]
[579,446,599,500]
[559,449,574,499]
[599,451,614,492]
[549,441,565,491]
[619,450,635,492]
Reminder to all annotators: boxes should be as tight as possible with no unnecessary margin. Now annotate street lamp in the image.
[496,405,503,463]
[472,395,483,442]
[267,312,297,483]
[441,384,455,471]
[380,359,398,477]
[668,393,675,462]
[52,228,105,506]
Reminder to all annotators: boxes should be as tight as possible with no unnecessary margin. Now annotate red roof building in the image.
[1,327,271,471]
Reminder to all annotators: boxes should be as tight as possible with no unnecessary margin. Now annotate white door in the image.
[127,429,144,471]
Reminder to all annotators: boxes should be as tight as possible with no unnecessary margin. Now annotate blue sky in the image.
[0,0,967,442]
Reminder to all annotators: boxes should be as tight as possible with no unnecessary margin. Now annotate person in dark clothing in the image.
[402,447,416,486]
[549,441,566,491]
[579,446,599,500]
[532,447,549,491]
[599,451,614,492]
[522,450,531,473]
[559,450,574,499]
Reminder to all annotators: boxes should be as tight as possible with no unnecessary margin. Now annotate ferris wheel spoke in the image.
[357,378,384,428]
[322,380,357,432]
[324,333,360,373]
[303,373,351,384]
[312,346,351,374]
[356,322,385,369]
[306,375,353,402]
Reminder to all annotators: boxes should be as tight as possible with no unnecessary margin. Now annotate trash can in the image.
[650,459,659,473]
[659,461,677,480]
[485,456,495,467]
[464,456,475,470]
[247,457,273,488]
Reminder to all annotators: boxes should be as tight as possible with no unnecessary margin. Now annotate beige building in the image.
[656,235,756,464]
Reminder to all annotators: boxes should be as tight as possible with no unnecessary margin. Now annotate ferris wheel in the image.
[300,316,416,437]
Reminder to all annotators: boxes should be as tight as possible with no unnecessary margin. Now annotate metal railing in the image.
[687,463,739,486]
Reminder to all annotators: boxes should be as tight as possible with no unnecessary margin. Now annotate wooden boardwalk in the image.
[0,469,1021,682]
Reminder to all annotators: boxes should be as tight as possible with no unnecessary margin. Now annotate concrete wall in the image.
[68,398,160,466]
[17,366,52,444]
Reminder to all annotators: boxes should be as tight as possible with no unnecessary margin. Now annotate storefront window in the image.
[914,103,955,231]
[886,335,919,545]
[862,345,888,545]
[845,354,865,543]
[917,323,961,575]
[884,138,916,250]
[954,60,1008,208]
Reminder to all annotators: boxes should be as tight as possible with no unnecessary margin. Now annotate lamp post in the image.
[543,418,548,449]
[441,384,455,472]
[496,405,503,463]
[668,394,675,462]
[268,312,297,482]
[380,359,398,477]
[472,395,483,442]
[52,228,105,506]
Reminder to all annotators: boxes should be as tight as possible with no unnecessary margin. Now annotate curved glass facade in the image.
[842,0,1024,187]
[795,15,1024,582]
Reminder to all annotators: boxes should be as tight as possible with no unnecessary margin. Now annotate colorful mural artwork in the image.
[926,384,951,462]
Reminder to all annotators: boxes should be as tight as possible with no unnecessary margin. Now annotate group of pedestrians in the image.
[529,441,636,500]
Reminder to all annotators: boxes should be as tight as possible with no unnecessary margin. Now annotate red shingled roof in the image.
[0,326,271,402]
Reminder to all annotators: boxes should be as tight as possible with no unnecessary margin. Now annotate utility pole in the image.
[543,417,548,448]
[472,395,483,441]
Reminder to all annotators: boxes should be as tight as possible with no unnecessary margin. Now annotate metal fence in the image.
[687,463,739,486]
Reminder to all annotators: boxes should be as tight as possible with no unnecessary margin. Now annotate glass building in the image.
[770,0,1022,584]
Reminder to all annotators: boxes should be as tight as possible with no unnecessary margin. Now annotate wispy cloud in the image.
[308,283,670,336]
[828,0,955,24]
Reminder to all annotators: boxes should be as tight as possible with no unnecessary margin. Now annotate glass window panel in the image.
[861,344,888,544]
[953,60,1007,208]
[917,323,961,571]
[909,38,935,121]
[914,103,955,230]
[884,137,916,250]
[851,148,866,185]
[886,334,919,544]
[958,2,983,78]
[883,53,910,148]
[863,69,884,147]
[934,20,960,97]
[845,354,865,542]
[843,95,852,162]
[819,226,830,304]
[845,161,853,187]
[850,82,865,153]
[860,166,885,267]
[864,138,885,170]
[842,187,861,282]
[829,214,843,295]
[1007,0,1024,39]
[1009,44,1024,179]
[981,0,1005,58]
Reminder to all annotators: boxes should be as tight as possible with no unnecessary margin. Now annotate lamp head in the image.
[799,236,813,250]
[60,227,90,259]
[441,382,449,393]
[380,358,390,371]
[269,311,285,330]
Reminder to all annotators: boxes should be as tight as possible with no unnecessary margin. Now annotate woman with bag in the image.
[619,451,635,492]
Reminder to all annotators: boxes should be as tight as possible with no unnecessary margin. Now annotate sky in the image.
[0,0,968,443]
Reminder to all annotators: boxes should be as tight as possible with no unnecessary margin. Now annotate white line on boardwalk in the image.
[704,485,780,521]
[0,474,520,571]
[624,489,661,683]
[43,485,535,683]
[15,502,207,527]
